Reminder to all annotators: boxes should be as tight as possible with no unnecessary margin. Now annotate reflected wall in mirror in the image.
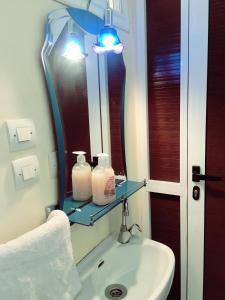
[41,8,126,208]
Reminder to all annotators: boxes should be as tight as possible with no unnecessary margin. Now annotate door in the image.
[146,0,225,299]
[188,0,225,299]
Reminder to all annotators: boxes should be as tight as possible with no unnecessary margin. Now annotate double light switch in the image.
[6,119,40,189]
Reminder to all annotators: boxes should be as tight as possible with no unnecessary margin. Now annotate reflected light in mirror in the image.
[62,40,85,61]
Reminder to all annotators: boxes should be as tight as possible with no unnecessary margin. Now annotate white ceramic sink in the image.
[76,235,175,300]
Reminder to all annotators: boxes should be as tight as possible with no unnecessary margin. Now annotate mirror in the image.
[42,8,126,209]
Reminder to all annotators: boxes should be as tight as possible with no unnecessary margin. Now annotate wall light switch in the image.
[12,155,40,189]
[22,165,36,180]
[6,119,36,151]
[16,127,32,142]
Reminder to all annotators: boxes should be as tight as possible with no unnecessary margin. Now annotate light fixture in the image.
[93,5,124,54]
[62,36,85,61]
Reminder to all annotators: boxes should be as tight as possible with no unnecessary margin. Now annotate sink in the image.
[76,235,175,300]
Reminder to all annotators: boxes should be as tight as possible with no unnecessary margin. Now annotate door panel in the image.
[204,0,225,298]
[146,0,182,296]
[146,0,182,298]
[151,193,181,300]
[147,0,180,182]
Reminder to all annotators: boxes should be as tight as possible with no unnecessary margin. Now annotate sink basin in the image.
[76,235,175,300]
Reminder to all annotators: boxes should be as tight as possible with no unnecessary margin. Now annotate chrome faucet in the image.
[117,199,142,244]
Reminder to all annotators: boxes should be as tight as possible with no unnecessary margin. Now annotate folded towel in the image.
[0,210,81,300]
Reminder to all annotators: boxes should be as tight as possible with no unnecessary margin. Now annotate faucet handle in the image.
[128,223,142,236]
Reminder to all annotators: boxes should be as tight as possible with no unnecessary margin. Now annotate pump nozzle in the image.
[97,153,109,167]
[97,153,109,157]
[72,151,86,164]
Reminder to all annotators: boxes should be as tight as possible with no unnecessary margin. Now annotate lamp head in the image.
[93,26,123,54]
[62,37,85,61]
[93,6,124,54]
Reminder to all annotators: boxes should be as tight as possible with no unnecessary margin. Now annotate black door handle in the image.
[192,166,223,182]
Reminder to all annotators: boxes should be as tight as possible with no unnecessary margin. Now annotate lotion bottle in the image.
[102,153,116,203]
[92,153,115,205]
[72,151,92,201]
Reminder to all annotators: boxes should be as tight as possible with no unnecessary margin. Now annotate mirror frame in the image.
[54,0,130,32]
[41,7,127,210]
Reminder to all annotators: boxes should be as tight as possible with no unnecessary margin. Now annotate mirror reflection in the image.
[42,8,126,206]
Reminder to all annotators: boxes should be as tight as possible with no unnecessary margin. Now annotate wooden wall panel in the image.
[204,1,225,299]
[147,0,181,297]
[147,0,180,182]
[151,193,181,300]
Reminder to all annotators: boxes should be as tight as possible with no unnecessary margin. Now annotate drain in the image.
[105,284,128,299]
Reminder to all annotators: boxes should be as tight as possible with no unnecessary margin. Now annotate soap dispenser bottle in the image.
[92,153,115,205]
[72,151,92,201]
[102,153,116,203]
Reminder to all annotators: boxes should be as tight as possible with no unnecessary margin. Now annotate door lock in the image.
[193,186,200,200]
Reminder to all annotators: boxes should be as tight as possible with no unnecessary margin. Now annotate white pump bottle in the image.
[92,153,115,205]
[72,151,92,201]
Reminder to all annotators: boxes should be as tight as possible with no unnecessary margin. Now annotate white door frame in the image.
[134,0,190,297]
[187,0,209,299]
[85,34,103,157]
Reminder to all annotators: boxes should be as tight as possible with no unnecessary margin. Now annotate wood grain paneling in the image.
[107,53,126,175]
[147,0,180,182]
[204,1,225,299]
[147,1,181,297]
[151,193,180,300]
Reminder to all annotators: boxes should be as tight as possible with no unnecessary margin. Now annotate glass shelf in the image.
[63,180,145,226]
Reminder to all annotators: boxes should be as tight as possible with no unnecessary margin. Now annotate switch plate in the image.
[6,119,36,151]
[12,155,40,189]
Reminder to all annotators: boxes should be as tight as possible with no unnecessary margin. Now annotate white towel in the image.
[0,210,81,300]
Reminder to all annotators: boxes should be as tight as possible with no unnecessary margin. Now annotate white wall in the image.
[0,0,63,242]
[0,0,148,263]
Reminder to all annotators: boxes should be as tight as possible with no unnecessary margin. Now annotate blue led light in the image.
[93,26,123,54]
[101,34,117,47]
[98,27,119,47]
